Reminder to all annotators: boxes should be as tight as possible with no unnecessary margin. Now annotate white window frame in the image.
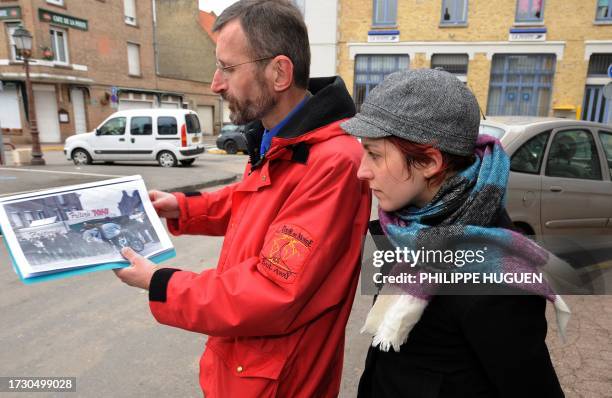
[123,0,137,26]
[50,26,69,65]
[127,42,141,76]
[46,0,64,6]
[6,23,23,61]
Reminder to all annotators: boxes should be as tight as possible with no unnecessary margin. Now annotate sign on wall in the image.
[38,8,88,31]
[0,6,21,20]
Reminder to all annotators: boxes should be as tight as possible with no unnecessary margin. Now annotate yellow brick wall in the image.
[338,0,612,118]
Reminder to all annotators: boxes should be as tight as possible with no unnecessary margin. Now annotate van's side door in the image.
[128,116,156,160]
[155,115,181,152]
[91,117,129,161]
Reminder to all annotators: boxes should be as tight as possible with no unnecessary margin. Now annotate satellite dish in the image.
[604,82,612,100]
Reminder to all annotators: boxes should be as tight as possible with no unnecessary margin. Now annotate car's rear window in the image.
[185,114,201,134]
[479,124,506,140]
[158,117,177,135]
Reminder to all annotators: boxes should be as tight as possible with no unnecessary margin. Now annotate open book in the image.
[0,175,175,284]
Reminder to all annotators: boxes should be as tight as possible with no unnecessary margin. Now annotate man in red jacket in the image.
[114,1,371,396]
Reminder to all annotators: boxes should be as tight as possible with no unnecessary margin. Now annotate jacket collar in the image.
[244,76,356,169]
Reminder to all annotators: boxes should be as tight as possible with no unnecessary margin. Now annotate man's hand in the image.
[149,190,179,219]
[114,247,158,290]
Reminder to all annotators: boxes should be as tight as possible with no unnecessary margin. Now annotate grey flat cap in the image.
[341,68,481,156]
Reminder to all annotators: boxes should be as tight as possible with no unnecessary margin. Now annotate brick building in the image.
[338,0,612,123]
[0,0,219,146]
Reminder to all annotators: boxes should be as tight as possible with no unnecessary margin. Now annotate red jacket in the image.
[148,77,371,397]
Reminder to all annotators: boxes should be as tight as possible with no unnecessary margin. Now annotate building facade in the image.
[0,0,219,146]
[338,0,612,123]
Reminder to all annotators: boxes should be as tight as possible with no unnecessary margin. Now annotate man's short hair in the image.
[213,0,311,89]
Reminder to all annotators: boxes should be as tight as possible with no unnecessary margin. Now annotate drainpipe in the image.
[151,0,160,77]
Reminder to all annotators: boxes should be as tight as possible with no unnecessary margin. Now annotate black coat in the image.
[357,213,564,398]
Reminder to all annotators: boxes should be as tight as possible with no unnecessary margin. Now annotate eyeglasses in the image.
[215,56,274,77]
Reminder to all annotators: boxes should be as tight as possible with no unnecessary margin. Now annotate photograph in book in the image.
[0,176,174,280]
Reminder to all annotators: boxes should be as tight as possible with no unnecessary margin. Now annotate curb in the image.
[168,174,238,192]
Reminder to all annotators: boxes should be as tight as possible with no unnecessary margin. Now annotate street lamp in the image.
[12,26,45,165]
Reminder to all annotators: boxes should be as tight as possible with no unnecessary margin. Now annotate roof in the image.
[199,10,218,44]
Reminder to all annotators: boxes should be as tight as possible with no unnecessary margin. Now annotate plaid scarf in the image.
[362,135,571,352]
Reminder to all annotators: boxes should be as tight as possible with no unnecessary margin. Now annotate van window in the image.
[99,117,126,136]
[131,117,153,135]
[158,117,177,135]
[185,114,201,134]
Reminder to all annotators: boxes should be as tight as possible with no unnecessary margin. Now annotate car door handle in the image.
[118,138,125,142]
[131,138,135,143]
[550,186,563,192]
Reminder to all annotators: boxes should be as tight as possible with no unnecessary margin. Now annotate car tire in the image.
[72,149,92,165]
[157,151,177,167]
[180,159,196,166]
[224,140,238,155]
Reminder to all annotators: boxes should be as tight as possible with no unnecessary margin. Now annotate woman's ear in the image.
[422,148,444,178]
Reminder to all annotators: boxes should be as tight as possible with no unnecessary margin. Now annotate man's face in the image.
[211,20,277,125]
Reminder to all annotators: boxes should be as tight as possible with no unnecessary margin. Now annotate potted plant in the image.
[41,46,54,61]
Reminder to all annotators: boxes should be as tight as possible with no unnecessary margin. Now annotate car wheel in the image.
[72,149,92,165]
[180,159,196,166]
[157,151,177,167]
[224,140,238,155]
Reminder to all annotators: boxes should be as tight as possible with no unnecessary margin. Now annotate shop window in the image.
[596,0,612,21]
[587,53,612,76]
[123,0,137,25]
[515,0,545,23]
[353,54,409,111]
[431,54,468,75]
[373,0,397,26]
[50,27,69,64]
[486,54,555,116]
[440,0,467,25]
[130,117,152,136]
[127,43,141,76]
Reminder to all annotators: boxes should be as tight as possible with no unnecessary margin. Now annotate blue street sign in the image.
[608,64,612,79]
[111,86,118,96]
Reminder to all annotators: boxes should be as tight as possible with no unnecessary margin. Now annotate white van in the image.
[64,109,205,167]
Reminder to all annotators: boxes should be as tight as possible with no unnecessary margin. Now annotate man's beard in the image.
[223,77,277,125]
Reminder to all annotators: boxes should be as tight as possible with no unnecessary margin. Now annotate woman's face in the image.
[357,138,431,212]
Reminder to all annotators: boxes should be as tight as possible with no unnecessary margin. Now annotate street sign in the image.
[608,64,612,79]
[603,82,612,100]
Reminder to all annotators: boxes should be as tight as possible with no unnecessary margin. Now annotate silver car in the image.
[480,117,612,238]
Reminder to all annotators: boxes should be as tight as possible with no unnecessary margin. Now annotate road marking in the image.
[0,168,123,178]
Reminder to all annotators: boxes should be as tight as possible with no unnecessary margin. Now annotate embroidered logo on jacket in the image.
[259,225,313,284]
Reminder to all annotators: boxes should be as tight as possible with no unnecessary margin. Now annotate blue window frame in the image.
[441,0,468,25]
[596,0,612,20]
[373,0,398,26]
[353,54,409,111]
[486,54,556,117]
[515,0,545,22]
[582,86,611,124]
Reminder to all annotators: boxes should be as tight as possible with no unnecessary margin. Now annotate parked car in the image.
[216,124,247,154]
[64,109,205,167]
[480,117,612,238]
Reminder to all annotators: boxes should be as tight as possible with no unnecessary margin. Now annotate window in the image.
[130,117,152,135]
[599,131,612,178]
[6,24,23,61]
[515,0,545,22]
[596,0,612,21]
[581,55,612,124]
[123,0,137,25]
[546,130,601,180]
[486,54,556,116]
[10,213,24,228]
[354,54,409,111]
[185,114,201,134]
[127,43,141,76]
[98,117,126,136]
[23,211,34,226]
[511,132,550,174]
[431,54,468,75]
[37,210,46,219]
[157,117,177,135]
[50,27,69,64]
[587,54,612,76]
[47,0,64,5]
[441,0,467,25]
[373,0,397,26]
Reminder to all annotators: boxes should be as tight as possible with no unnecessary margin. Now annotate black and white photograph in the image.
[0,176,173,280]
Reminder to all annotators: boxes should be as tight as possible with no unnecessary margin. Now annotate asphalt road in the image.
[0,149,610,398]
